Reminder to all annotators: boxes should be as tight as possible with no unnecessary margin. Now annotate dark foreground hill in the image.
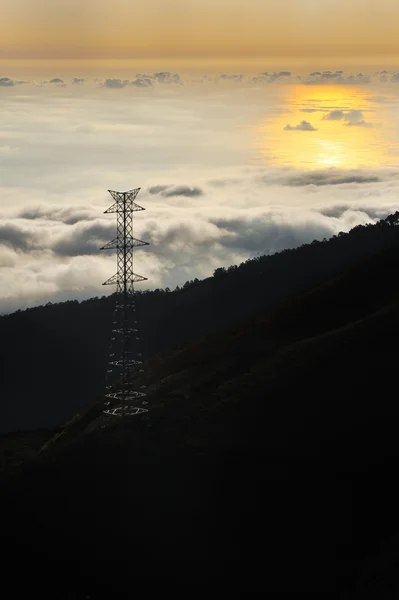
[2,211,399,432]
[3,241,399,596]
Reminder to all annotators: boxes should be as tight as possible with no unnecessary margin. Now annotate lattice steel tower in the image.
[101,188,149,419]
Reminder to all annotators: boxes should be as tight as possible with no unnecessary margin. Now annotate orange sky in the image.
[1,0,399,62]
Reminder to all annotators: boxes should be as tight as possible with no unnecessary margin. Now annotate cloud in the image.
[273,170,381,187]
[321,72,341,81]
[102,76,154,88]
[322,109,371,124]
[18,206,96,225]
[366,96,396,104]
[209,214,335,253]
[0,77,19,87]
[268,71,292,83]
[346,120,374,128]
[45,77,67,87]
[0,69,395,92]
[1,164,398,313]
[319,205,383,219]
[323,110,345,121]
[329,110,375,128]
[51,222,114,256]
[148,185,203,198]
[139,203,377,272]
[249,75,269,85]
[0,252,115,315]
[103,78,127,88]
[305,71,372,86]
[0,245,18,268]
[1,80,399,313]
[345,110,364,122]
[130,78,153,88]
[0,223,36,250]
[284,120,317,131]
[148,185,169,195]
[142,220,219,254]
[351,73,372,84]
[219,73,244,82]
[136,73,156,80]
[154,72,182,84]
[1,219,114,257]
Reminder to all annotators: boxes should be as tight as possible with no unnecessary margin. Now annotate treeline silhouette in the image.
[1,211,399,432]
[4,212,399,595]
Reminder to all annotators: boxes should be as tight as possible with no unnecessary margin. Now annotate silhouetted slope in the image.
[3,240,399,595]
[2,212,399,432]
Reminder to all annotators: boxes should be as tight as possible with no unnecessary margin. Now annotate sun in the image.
[253,85,393,170]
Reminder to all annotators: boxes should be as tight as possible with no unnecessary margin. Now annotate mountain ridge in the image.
[3,218,399,594]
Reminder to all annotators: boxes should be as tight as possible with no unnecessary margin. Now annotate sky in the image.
[1,0,399,65]
[1,1,399,313]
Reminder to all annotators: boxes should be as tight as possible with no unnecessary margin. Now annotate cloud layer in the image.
[3,68,399,91]
[0,80,399,312]
[2,164,399,313]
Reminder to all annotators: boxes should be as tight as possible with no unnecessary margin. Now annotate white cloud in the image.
[0,82,399,312]
[2,163,399,312]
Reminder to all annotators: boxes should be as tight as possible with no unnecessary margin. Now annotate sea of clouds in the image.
[1,71,399,312]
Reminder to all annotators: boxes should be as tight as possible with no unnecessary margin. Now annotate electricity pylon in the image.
[101,188,149,419]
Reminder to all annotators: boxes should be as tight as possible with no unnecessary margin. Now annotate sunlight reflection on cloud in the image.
[0,80,399,311]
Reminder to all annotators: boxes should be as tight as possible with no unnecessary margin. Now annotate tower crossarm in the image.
[102,273,148,286]
[104,189,145,213]
[100,237,149,251]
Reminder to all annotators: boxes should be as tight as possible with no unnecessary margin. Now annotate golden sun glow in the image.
[254,86,396,170]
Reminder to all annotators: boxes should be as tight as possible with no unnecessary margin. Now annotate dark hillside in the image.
[3,241,399,595]
[2,212,399,432]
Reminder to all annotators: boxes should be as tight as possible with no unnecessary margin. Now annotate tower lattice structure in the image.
[100,188,149,419]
